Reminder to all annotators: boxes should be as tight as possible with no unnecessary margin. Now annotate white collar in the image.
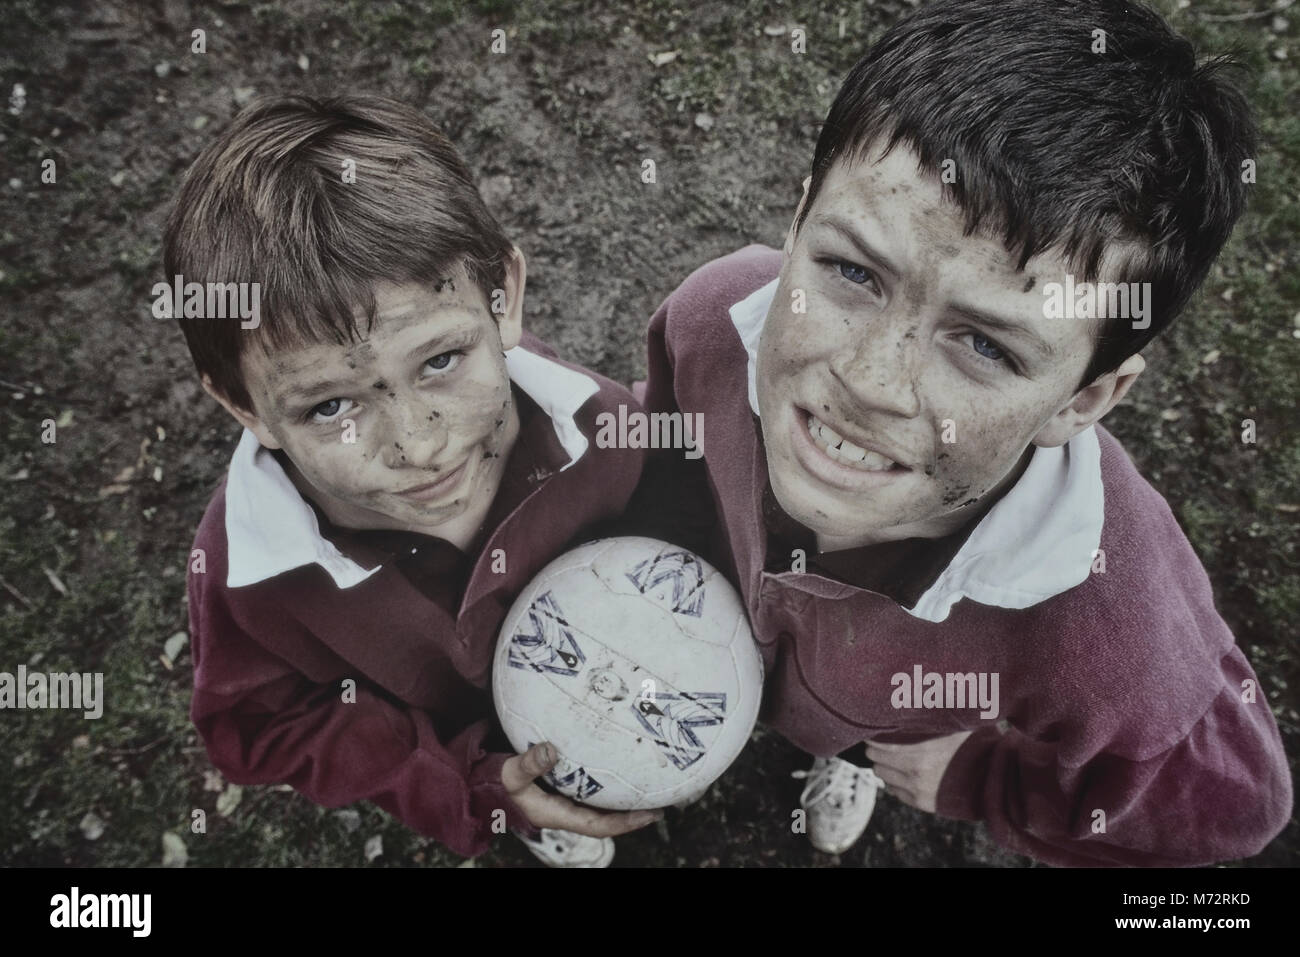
[729,278,1104,623]
[223,346,600,589]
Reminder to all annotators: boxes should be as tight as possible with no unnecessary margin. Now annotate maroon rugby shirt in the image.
[638,245,1291,866]
[188,333,646,857]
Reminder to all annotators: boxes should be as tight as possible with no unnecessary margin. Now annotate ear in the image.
[782,176,813,263]
[1032,353,1145,448]
[201,373,282,450]
[497,245,526,351]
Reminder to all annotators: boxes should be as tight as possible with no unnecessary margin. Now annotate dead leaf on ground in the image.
[161,832,188,868]
[163,631,188,662]
[216,784,243,817]
[42,567,68,596]
[79,812,105,840]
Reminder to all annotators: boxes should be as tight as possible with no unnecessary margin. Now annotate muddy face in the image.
[756,143,1111,551]
[239,265,521,542]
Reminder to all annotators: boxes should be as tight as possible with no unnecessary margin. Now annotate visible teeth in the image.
[808,414,897,471]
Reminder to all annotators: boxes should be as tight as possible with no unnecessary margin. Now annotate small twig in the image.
[0,573,36,610]
[105,735,169,757]
[97,437,122,459]
[1198,0,1293,22]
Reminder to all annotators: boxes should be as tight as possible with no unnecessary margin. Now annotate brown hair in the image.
[163,94,513,412]
[798,0,1255,390]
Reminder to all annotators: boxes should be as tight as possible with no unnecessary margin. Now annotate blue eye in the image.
[836,260,872,285]
[971,334,1006,361]
[305,397,355,424]
[424,350,464,374]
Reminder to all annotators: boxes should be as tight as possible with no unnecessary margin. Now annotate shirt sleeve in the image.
[190,597,536,859]
[935,646,1292,866]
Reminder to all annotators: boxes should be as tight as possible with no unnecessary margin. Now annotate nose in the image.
[827,314,923,419]
[379,393,449,469]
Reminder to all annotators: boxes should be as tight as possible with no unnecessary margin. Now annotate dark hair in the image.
[798,0,1256,389]
[163,94,513,412]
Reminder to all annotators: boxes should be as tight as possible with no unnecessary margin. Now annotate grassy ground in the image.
[0,0,1296,867]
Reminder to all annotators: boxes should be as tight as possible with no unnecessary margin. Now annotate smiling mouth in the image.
[782,406,914,494]
[804,412,908,473]
[395,460,467,501]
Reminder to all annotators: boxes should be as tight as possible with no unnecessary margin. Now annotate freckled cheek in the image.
[434,370,514,452]
[762,312,827,382]
[933,414,1034,498]
[291,439,379,498]
[759,337,800,386]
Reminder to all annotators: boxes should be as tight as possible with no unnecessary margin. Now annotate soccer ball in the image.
[492,537,764,810]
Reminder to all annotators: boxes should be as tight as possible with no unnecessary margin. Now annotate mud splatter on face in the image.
[347,342,378,365]
[235,273,523,543]
[753,143,1101,550]
[940,482,973,507]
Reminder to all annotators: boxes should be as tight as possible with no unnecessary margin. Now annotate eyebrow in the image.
[403,321,480,363]
[807,213,902,279]
[275,376,357,410]
[810,213,1058,363]
[272,322,482,410]
[949,303,1058,361]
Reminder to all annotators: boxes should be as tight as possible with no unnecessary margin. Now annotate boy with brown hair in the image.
[638,0,1291,864]
[167,94,659,866]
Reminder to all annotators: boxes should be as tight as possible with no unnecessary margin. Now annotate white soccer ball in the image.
[492,537,764,810]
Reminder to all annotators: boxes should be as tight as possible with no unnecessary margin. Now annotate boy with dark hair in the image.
[168,94,660,867]
[639,0,1291,865]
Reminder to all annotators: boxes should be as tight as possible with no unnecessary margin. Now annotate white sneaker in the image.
[791,756,885,855]
[515,828,615,868]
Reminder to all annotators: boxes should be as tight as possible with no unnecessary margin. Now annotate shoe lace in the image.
[791,759,884,810]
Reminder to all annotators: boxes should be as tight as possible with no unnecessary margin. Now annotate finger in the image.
[501,742,558,792]
[864,739,905,751]
[532,792,662,838]
[871,764,911,792]
[864,744,903,767]
[560,802,662,839]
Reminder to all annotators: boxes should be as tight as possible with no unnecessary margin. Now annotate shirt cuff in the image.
[469,751,540,843]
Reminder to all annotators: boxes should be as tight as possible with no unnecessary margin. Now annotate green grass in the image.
[1,0,1295,868]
